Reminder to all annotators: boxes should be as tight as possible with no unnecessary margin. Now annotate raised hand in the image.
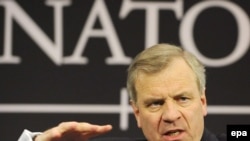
[34,121,112,141]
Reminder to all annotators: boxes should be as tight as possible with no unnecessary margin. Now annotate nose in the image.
[162,100,181,123]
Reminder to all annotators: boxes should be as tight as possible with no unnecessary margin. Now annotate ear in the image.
[200,89,207,116]
[130,100,141,128]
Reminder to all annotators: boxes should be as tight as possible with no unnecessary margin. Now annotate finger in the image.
[80,124,113,138]
[58,122,112,134]
[58,122,112,140]
[35,122,112,141]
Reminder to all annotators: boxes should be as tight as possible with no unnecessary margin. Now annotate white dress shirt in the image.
[18,129,41,141]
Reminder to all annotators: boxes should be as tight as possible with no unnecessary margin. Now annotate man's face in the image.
[132,57,207,141]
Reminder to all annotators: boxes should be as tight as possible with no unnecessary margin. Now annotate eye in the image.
[148,100,164,108]
[179,96,189,102]
[176,96,190,105]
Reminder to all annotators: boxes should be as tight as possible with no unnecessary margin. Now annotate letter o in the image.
[180,1,250,67]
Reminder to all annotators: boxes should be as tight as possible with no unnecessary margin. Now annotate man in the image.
[18,43,226,141]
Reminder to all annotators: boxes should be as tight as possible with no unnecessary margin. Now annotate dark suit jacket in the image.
[90,128,226,141]
[201,128,226,141]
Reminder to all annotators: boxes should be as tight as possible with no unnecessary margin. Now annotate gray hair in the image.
[127,43,206,102]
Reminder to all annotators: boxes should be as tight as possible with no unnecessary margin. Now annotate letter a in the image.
[64,0,131,65]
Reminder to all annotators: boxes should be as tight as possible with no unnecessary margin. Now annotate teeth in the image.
[168,131,180,136]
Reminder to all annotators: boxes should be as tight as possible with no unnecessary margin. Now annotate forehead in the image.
[135,57,198,96]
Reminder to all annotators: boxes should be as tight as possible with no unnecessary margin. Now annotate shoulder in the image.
[217,134,227,141]
[201,128,226,141]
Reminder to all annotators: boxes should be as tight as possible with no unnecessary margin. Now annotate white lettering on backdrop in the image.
[0,0,249,67]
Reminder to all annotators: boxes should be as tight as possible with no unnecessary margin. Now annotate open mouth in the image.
[162,129,185,141]
[164,129,184,137]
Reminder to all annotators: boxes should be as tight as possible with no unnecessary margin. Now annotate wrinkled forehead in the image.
[134,57,198,94]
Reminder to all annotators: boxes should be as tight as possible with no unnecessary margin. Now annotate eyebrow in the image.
[144,92,192,101]
[143,97,165,105]
[173,92,193,98]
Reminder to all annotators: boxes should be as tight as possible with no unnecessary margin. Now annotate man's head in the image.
[127,43,207,141]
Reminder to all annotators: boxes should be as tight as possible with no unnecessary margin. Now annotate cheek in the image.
[192,104,205,120]
[189,98,207,118]
[184,104,205,132]
[137,112,162,141]
[139,111,161,129]
[188,109,204,125]
[181,102,204,125]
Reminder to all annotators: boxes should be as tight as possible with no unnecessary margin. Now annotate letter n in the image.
[0,0,70,65]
